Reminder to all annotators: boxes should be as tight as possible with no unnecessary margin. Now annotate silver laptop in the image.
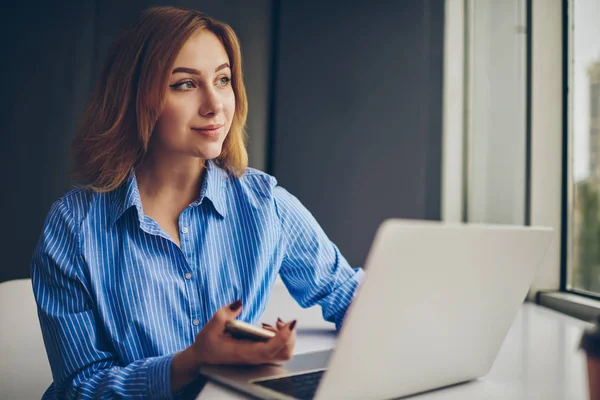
[200,219,554,400]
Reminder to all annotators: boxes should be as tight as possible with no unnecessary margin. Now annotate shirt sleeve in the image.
[31,199,175,400]
[273,186,364,330]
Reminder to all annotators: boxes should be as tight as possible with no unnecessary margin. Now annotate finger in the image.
[261,323,278,333]
[230,323,297,365]
[274,340,295,362]
[270,322,297,362]
[216,335,251,363]
[265,320,297,359]
[218,333,279,365]
[279,320,297,347]
[276,317,285,330]
[288,320,297,332]
[277,322,297,361]
[275,319,295,337]
[224,320,297,365]
[237,330,287,363]
[207,299,243,331]
[227,299,243,314]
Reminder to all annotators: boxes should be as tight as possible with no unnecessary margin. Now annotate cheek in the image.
[157,101,186,127]
[155,100,195,141]
[153,104,190,148]
[224,92,236,123]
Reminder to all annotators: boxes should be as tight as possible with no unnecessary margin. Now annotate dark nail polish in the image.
[277,317,283,324]
[289,320,297,331]
[262,323,273,328]
[229,299,242,311]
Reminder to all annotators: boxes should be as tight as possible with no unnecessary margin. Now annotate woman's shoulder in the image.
[239,167,278,185]
[230,167,302,215]
[49,186,109,225]
[233,167,279,200]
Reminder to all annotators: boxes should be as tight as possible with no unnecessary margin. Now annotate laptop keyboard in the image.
[254,370,325,399]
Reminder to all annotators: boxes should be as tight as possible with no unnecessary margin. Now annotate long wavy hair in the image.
[72,6,248,192]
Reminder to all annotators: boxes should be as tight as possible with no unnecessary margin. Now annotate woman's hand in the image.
[170,300,297,393]
[193,299,297,365]
[261,318,297,361]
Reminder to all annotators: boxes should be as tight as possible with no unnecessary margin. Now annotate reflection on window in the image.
[569,0,600,295]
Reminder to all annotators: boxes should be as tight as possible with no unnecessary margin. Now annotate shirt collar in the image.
[109,159,229,227]
[200,159,228,218]
[109,169,144,228]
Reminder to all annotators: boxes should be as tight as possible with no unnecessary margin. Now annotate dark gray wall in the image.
[1,2,96,283]
[1,0,443,282]
[271,0,444,267]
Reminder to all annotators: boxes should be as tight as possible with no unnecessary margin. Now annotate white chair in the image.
[0,279,52,399]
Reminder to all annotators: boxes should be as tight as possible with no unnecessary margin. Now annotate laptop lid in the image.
[314,219,553,400]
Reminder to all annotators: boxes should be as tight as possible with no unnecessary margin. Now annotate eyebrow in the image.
[171,63,230,75]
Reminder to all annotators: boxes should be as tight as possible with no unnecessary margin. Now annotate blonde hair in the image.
[72,6,248,192]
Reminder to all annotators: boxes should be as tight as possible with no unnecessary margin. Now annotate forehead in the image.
[173,30,229,71]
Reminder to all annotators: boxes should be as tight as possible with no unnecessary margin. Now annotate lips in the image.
[193,124,223,130]
[192,124,223,139]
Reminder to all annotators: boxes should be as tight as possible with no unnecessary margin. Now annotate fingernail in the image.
[262,323,273,328]
[229,299,242,311]
[277,317,283,324]
[289,320,297,331]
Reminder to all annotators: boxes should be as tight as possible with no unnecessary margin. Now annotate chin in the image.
[195,144,224,160]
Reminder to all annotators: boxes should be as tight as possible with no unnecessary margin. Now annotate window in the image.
[566,0,600,297]
[466,0,527,225]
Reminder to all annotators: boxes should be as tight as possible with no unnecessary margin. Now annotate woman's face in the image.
[153,30,235,161]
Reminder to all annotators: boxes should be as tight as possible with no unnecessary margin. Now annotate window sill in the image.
[536,291,600,322]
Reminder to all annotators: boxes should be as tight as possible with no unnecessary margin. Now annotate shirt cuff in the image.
[335,267,365,331]
[147,353,176,400]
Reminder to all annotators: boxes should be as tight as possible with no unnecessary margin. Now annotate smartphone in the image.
[225,320,276,342]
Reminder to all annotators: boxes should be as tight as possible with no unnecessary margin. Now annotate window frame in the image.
[560,0,600,303]
[442,0,600,320]
[537,0,600,322]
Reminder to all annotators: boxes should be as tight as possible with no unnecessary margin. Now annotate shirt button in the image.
[192,319,200,326]
[184,272,192,280]
[181,227,189,234]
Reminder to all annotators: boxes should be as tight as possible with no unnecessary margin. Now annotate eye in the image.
[218,76,232,86]
[170,80,196,91]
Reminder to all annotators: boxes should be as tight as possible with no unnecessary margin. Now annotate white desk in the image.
[197,284,592,399]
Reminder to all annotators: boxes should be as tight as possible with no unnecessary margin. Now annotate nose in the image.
[199,86,223,117]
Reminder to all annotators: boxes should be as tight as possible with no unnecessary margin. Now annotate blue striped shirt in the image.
[31,160,363,399]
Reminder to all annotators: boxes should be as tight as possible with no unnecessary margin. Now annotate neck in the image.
[135,148,206,208]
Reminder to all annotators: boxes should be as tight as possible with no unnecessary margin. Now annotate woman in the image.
[31,6,363,399]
